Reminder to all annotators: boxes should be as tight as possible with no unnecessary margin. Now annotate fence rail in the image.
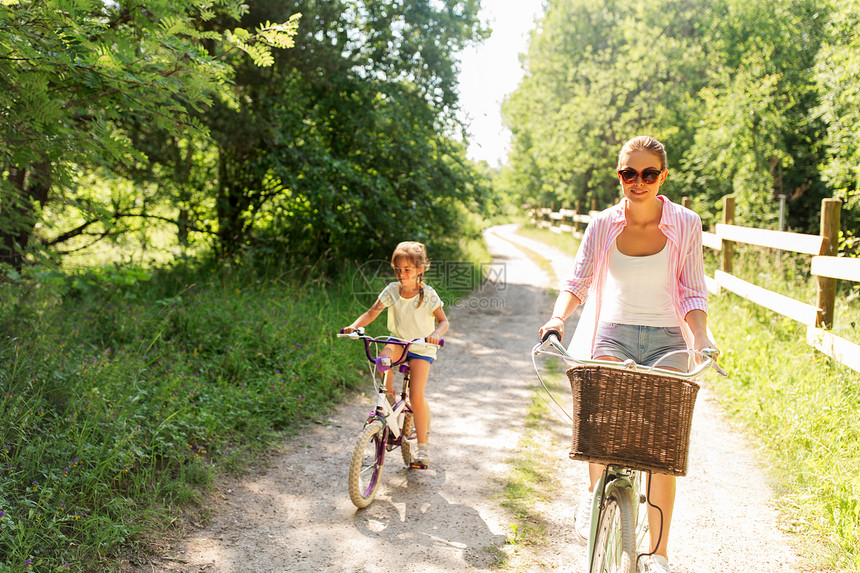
[530,197,859,373]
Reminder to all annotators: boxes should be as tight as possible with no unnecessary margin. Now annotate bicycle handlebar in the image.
[337,327,444,366]
[534,332,726,378]
[337,327,444,346]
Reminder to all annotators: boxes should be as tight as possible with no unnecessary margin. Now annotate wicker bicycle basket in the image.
[567,365,700,476]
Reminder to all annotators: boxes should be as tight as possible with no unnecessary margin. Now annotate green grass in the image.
[0,240,489,572]
[703,246,858,572]
[495,391,554,568]
[708,294,860,572]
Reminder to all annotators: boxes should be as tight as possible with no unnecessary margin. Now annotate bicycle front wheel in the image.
[591,487,636,573]
[348,420,385,508]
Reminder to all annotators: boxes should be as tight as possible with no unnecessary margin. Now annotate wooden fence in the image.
[530,197,860,373]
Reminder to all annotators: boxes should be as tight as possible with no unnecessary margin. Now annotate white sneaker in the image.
[639,554,671,573]
[574,488,594,540]
[411,444,430,468]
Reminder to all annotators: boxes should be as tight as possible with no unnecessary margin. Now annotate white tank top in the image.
[600,241,678,327]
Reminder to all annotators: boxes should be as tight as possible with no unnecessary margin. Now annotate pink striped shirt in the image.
[564,195,709,356]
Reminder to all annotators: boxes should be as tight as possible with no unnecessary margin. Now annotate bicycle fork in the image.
[366,371,414,449]
[586,471,638,571]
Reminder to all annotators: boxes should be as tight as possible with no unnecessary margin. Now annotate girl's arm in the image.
[426,306,449,346]
[342,300,386,333]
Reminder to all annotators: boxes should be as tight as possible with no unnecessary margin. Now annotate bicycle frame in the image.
[532,331,725,572]
[338,329,417,443]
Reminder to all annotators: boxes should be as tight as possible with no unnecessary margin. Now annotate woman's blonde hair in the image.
[618,135,668,170]
[391,241,429,306]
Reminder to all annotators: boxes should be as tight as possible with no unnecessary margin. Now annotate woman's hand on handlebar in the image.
[692,332,719,356]
[538,317,565,342]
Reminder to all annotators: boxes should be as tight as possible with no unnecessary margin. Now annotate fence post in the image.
[816,198,842,329]
[721,196,735,274]
[682,196,691,209]
[574,200,582,234]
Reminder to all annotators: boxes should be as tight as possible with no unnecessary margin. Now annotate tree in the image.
[678,0,829,229]
[185,0,490,261]
[814,0,860,251]
[502,0,835,234]
[0,0,298,270]
[503,0,712,211]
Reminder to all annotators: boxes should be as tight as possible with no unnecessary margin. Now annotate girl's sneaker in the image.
[410,444,430,469]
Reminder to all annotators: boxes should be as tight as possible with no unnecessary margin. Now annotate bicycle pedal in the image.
[409,461,429,470]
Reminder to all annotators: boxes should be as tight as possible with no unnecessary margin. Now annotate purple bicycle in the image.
[337,327,443,508]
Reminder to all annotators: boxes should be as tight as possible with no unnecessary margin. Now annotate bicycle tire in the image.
[348,420,385,508]
[400,412,414,466]
[591,486,636,573]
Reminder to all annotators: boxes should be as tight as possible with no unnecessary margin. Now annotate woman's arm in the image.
[538,290,583,340]
[677,214,709,317]
[684,309,716,351]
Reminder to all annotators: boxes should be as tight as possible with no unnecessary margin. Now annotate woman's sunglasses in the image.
[617,167,663,185]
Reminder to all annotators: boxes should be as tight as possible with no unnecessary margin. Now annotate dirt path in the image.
[129,224,806,573]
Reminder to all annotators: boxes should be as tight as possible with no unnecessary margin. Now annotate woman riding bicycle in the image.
[538,136,718,573]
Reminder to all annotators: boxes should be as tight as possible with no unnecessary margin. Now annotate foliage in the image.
[1,0,492,270]
[188,0,491,262]
[0,266,349,570]
[503,0,712,211]
[502,0,854,237]
[0,0,299,269]
[813,0,860,253]
[679,0,829,230]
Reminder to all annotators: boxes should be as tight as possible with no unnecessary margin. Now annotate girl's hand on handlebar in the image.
[426,334,443,346]
[538,317,565,342]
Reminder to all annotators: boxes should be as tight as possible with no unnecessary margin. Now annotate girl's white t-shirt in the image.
[378,282,443,358]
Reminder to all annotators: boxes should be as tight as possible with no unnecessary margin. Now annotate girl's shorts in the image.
[382,337,435,364]
[592,322,688,372]
[407,352,434,364]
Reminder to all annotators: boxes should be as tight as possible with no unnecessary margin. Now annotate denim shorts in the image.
[407,351,434,364]
[592,322,689,372]
[382,337,435,364]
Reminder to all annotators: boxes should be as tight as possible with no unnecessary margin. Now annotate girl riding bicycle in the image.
[538,136,718,573]
[342,241,449,468]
